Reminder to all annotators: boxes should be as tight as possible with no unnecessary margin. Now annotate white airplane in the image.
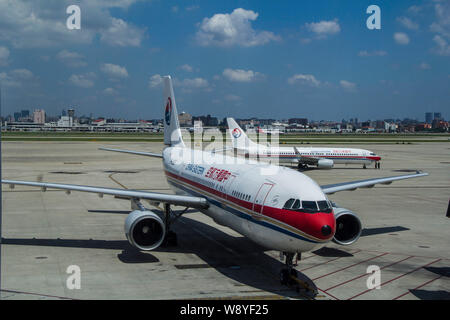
[257,127,284,135]
[2,76,427,285]
[228,118,381,169]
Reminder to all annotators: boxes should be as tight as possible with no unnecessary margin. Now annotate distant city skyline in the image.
[0,1,449,121]
[3,106,446,125]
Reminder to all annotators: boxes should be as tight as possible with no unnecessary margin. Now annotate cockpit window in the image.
[283,198,295,209]
[283,198,332,214]
[302,201,318,213]
[317,200,332,213]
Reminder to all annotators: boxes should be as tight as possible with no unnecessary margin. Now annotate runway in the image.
[1,141,449,300]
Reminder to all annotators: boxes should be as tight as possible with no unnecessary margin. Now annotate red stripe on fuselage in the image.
[164,170,335,241]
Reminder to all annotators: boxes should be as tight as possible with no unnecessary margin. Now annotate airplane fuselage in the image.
[163,147,336,253]
[237,146,381,165]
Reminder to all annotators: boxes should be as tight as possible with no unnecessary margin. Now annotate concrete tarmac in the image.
[1,141,449,300]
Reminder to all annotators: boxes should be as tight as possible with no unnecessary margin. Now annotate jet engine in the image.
[124,210,166,251]
[317,159,334,169]
[332,207,362,245]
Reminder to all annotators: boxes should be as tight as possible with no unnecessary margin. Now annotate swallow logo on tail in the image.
[232,128,241,139]
[165,97,172,125]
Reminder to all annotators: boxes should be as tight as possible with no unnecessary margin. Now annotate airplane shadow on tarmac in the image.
[1,208,413,299]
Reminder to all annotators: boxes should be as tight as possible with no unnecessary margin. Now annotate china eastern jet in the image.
[2,76,427,284]
[227,118,381,169]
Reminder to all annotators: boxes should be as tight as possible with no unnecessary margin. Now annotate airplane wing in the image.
[2,180,208,209]
[293,146,321,165]
[99,147,163,158]
[321,172,428,194]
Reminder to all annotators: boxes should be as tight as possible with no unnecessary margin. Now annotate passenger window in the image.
[283,198,295,209]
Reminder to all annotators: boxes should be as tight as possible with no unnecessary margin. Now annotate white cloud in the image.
[186,5,199,12]
[0,72,20,87]
[394,32,410,45]
[69,72,96,88]
[57,50,87,67]
[222,68,263,82]
[0,46,10,66]
[11,68,34,80]
[358,50,387,57]
[0,68,35,87]
[287,74,320,87]
[150,75,209,92]
[340,80,356,92]
[180,64,194,72]
[430,2,450,39]
[407,5,422,15]
[103,87,117,95]
[224,94,241,102]
[430,2,450,55]
[149,74,163,88]
[177,77,209,89]
[100,63,129,78]
[100,18,145,47]
[0,1,146,48]
[306,19,340,37]
[419,62,431,70]
[397,17,419,30]
[196,8,280,47]
[432,35,450,56]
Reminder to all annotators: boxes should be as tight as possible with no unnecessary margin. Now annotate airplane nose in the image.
[321,225,332,236]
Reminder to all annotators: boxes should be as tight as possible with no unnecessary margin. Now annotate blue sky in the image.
[0,0,449,121]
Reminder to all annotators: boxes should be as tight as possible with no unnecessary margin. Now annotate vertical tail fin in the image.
[163,76,185,147]
[226,117,259,150]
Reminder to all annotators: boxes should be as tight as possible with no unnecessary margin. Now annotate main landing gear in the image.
[162,203,190,247]
[279,252,315,294]
[297,163,308,170]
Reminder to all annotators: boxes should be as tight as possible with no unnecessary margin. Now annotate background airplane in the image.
[227,118,381,169]
[2,76,427,285]
[257,127,285,135]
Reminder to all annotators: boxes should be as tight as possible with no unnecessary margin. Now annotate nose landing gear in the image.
[279,252,315,294]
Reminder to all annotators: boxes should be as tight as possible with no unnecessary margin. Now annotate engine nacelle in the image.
[124,210,166,251]
[317,159,334,169]
[332,207,362,245]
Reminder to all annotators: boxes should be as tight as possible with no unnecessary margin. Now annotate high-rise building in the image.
[178,112,192,126]
[21,110,30,118]
[33,109,46,124]
[425,112,433,124]
[434,112,442,121]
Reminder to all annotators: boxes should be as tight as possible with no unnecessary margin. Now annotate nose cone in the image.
[321,225,332,236]
[304,212,336,241]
